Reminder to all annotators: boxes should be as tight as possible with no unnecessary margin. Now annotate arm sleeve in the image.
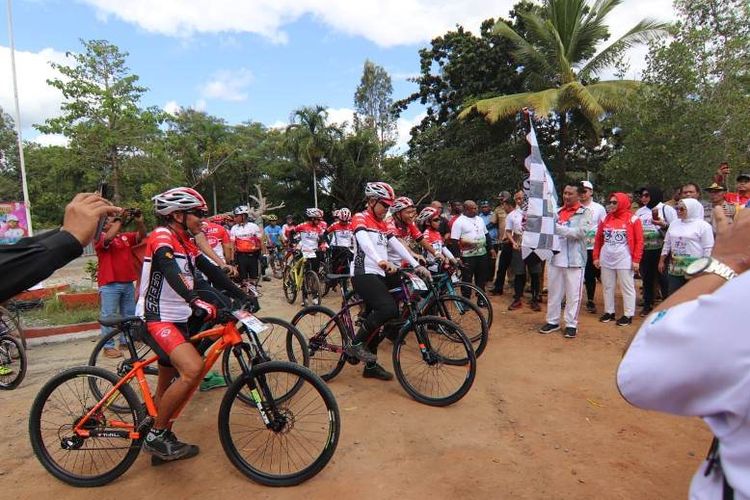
[631,219,644,263]
[388,237,419,267]
[701,224,715,256]
[592,223,604,261]
[661,230,672,256]
[196,254,247,301]
[153,246,198,303]
[440,246,455,260]
[354,230,383,264]
[0,229,83,303]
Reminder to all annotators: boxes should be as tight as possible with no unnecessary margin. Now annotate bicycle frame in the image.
[73,318,262,440]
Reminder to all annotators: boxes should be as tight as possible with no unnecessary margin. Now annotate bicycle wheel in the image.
[455,281,493,328]
[218,361,340,486]
[303,270,322,305]
[0,305,25,349]
[392,316,476,407]
[29,366,143,487]
[282,267,297,304]
[0,335,26,389]
[291,305,346,381]
[424,295,489,358]
[222,316,311,402]
[89,328,158,411]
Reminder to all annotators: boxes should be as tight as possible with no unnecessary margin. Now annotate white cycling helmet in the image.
[391,196,414,213]
[153,187,208,216]
[233,205,250,216]
[305,207,319,219]
[416,206,440,225]
[338,208,352,221]
[364,182,396,205]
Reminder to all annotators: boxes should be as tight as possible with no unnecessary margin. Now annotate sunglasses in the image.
[430,218,441,222]
[640,193,650,198]
[187,209,208,217]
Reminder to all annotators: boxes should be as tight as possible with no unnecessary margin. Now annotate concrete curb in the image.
[26,329,99,346]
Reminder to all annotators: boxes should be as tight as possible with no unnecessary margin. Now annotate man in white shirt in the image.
[450,200,496,295]
[618,209,750,499]
[579,181,607,313]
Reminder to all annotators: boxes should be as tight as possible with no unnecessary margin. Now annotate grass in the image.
[21,298,100,327]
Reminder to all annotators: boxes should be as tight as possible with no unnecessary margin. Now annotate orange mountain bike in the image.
[28,307,340,487]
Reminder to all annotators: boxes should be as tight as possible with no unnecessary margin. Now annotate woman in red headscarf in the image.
[593,192,644,327]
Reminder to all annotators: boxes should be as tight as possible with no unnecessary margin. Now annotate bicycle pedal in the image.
[136,415,154,435]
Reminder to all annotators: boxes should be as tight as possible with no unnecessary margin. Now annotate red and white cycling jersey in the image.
[230,222,262,253]
[326,221,353,249]
[352,210,392,276]
[293,222,326,256]
[423,227,445,255]
[387,218,423,265]
[201,221,230,263]
[136,227,200,322]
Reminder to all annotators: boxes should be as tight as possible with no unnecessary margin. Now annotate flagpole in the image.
[6,0,33,235]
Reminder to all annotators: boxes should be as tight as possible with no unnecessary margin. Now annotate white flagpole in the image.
[6,0,33,236]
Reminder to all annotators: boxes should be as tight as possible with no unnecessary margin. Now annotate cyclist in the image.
[136,187,253,462]
[326,207,354,274]
[388,196,441,266]
[346,182,431,381]
[416,206,458,271]
[263,214,283,277]
[230,205,266,288]
[290,208,328,274]
[200,218,232,267]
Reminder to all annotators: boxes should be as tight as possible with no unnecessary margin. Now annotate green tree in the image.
[36,39,163,202]
[603,0,750,191]
[0,107,22,201]
[353,60,397,166]
[460,0,668,179]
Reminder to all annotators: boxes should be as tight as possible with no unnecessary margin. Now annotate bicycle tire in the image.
[89,328,158,411]
[392,316,476,407]
[221,316,311,404]
[282,266,297,304]
[454,281,493,328]
[0,335,26,389]
[424,295,489,358]
[0,305,26,349]
[303,270,322,306]
[29,366,143,487]
[218,361,340,486]
[291,305,347,381]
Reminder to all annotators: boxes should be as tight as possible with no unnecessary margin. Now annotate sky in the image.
[0,0,676,150]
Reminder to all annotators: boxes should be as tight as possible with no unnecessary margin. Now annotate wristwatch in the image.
[685,257,738,281]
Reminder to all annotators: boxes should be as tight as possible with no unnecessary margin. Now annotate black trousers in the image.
[640,249,668,307]
[513,253,541,301]
[461,254,490,294]
[236,251,260,280]
[584,249,600,302]
[352,274,399,351]
[493,242,513,291]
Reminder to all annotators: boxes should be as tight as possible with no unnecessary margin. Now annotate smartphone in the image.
[94,181,111,241]
[651,207,660,221]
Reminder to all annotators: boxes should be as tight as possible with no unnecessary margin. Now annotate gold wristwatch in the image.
[685,257,738,281]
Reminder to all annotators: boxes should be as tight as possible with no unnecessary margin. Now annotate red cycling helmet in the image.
[391,196,415,213]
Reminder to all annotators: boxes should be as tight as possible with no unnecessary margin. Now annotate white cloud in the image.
[325,107,354,129]
[395,112,426,152]
[0,45,69,129]
[199,68,254,102]
[163,100,181,115]
[32,133,69,147]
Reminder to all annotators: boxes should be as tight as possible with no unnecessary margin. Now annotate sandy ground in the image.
[0,257,709,499]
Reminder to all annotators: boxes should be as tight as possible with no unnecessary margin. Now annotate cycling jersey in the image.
[422,227,454,267]
[136,227,200,322]
[264,224,282,247]
[326,221,353,249]
[352,210,392,276]
[230,222,262,253]
[387,218,423,265]
[201,221,230,263]
[292,222,326,256]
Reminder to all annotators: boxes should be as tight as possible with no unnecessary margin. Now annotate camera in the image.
[123,208,142,218]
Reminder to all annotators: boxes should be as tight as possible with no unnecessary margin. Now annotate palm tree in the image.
[460,0,669,177]
[285,105,342,207]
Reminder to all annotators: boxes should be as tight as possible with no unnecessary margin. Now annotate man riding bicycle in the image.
[326,207,354,274]
[289,208,328,274]
[136,187,253,462]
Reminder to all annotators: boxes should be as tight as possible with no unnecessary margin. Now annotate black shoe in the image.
[538,323,560,334]
[143,429,196,462]
[262,276,272,282]
[599,313,615,323]
[151,431,200,466]
[344,342,377,363]
[363,362,393,381]
[564,327,577,338]
[508,299,523,310]
[530,300,542,312]
[490,288,503,296]
[639,306,653,317]
[586,301,596,313]
[616,316,633,326]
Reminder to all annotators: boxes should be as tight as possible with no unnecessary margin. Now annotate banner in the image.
[0,202,29,244]
[521,119,560,261]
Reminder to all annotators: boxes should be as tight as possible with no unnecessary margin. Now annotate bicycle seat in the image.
[326,273,351,281]
[98,315,143,327]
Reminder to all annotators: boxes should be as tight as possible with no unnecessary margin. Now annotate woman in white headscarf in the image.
[659,198,714,295]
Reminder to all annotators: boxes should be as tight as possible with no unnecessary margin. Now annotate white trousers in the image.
[545,265,584,328]
[601,267,636,317]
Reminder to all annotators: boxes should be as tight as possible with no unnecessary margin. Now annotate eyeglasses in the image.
[607,200,618,205]
[430,218,441,222]
[640,193,650,198]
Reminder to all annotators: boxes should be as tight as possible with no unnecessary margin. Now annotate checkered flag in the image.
[521,117,559,260]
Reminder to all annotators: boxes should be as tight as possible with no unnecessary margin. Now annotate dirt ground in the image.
[0,257,709,500]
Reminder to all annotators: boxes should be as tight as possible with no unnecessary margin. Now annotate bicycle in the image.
[268,245,285,279]
[2,301,30,348]
[89,313,310,409]
[0,309,26,390]
[282,251,322,306]
[29,305,340,487]
[434,264,493,328]
[292,269,476,407]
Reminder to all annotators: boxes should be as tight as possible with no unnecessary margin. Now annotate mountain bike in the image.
[292,270,476,407]
[282,251,321,306]
[30,306,339,487]
[0,309,26,390]
[434,264,493,328]
[268,245,285,279]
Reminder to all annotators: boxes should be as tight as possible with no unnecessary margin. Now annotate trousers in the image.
[601,267,636,317]
[545,266,585,328]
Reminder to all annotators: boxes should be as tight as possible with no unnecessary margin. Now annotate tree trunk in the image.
[556,112,569,185]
